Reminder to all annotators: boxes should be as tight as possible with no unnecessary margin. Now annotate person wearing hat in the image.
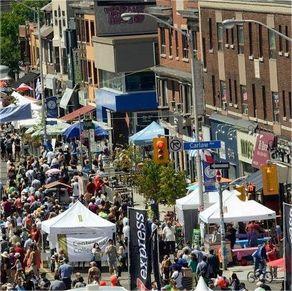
[1,251,10,284]
[12,252,24,281]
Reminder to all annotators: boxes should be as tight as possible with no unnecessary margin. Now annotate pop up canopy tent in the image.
[199,194,276,224]
[41,201,116,262]
[0,103,32,123]
[129,121,165,145]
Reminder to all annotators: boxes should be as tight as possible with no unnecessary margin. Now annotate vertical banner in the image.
[151,224,161,290]
[202,161,216,192]
[128,208,151,290]
[284,203,292,291]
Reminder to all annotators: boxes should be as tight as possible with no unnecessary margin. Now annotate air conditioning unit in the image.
[222,101,228,110]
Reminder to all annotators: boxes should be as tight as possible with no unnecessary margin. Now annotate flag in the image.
[35,78,42,100]
[16,83,33,92]
[128,208,152,290]
[202,149,215,164]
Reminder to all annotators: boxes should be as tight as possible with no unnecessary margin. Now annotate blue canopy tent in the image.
[0,103,32,123]
[129,121,165,146]
[63,121,109,139]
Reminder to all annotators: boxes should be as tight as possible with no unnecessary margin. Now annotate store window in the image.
[100,70,124,92]
[125,71,155,92]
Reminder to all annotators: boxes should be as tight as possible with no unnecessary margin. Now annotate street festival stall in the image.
[199,194,276,265]
[176,187,237,243]
[41,201,116,263]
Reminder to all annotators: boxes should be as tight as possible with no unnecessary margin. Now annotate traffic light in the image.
[153,137,169,164]
[261,163,279,195]
[235,185,246,201]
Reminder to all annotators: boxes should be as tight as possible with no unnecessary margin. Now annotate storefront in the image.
[237,131,257,176]
[210,119,239,179]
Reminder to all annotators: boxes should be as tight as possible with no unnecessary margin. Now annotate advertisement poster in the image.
[128,208,152,290]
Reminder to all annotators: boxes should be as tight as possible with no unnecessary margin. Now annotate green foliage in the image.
[135,160,187,206]
[0,0,49,74]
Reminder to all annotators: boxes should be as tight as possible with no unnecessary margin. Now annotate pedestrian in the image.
[58,258,73,290]
[188,253,198,286]
[91,243,102,270]
[196,256,208,281]
[161,255,172,281]
[105,239,117,274]
[230,273,240,290]
[162,221,176,255]
[49,274,66,291]
[87,261,101,284]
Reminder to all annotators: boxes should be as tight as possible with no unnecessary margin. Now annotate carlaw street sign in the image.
[183,140,221,151]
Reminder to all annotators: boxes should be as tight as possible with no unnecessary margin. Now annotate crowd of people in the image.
[0,124,284,291]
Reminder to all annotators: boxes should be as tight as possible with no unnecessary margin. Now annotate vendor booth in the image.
[41,201,116,262]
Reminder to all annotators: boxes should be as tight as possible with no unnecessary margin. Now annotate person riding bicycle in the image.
[252,243,267,274]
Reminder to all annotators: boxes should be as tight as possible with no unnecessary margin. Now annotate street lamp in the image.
[15,1,48,146]
[121,12,204,210]
[222,19,292,42]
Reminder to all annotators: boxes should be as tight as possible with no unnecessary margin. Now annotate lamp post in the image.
[121,12,204,210]
[222,19,292,42]
[16,1,48,145]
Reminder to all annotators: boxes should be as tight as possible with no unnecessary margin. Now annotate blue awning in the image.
[129,121,165,146]
[62,121,109,139]
[0,103,32,123]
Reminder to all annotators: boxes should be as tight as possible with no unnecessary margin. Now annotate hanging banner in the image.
[128,208,152,291]
[65,235,109,262]
[284,203,292,291]
[203,161,216,192]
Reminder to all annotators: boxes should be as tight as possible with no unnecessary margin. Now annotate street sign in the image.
[183,140,221,151]
[169,137,183,152]
[210,162,230,170]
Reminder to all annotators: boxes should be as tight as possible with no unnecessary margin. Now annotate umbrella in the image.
[16,83,33,92]
[63,121,109,139]
[46,168,61,175]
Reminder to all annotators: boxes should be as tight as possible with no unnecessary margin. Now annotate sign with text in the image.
[184,140,221,151]
[128,208,151,290]
[237,131,257,164]
[252,133,274,169]
[203,161,216,192]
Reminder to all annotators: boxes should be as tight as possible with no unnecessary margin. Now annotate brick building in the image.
[199,0,291,181]
[150,0,203,179]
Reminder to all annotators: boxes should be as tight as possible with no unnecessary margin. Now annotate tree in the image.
[0,0,49,75]
[135,160,187,206]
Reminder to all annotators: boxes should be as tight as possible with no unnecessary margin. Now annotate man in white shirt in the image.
[162,221,176,254]
[71,178,80,198]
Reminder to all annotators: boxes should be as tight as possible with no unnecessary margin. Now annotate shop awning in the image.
[11,72,39,88]
[60,88,74,109]
[60,105,95,122]
[0,103,32,123]
[245,170,263,191]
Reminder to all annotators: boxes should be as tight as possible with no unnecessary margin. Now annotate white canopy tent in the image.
[199,194,276,224]
[41,201,116,262]
[194,277,212,291]
[175,185,237,224]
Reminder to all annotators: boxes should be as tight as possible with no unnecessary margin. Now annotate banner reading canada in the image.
[284,203,292,291]
[129,208,152,290]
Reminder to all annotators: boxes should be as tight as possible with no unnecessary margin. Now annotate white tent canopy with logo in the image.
[41,201,116,262]
[199,194,276,224]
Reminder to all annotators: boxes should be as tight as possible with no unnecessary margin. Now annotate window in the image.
[182,31,189,59]
[282,91,286,117]
[228,79,232,102]
[259,25,263,57]
[252,84,257,117]
[54,10,57,17]
[175,31,179,57]
[168,29,173,56]
[87,61,92,83]
[62,10,65,17]
[234,80,238,104]
[48,42,53,63]
[248,23,253,56]
[285,26,289,53]
[262,86,267,119]
[59,20,62,38]
[85,20,90,43]
[54,47,60,73]
[237,24,244,54]
[62,19,66,27]
[212,75,216,106]
[93,62,98,85]
[58,6,61,17]
[272,92,280,122]
[100,70,124,92]
[192,31,197,52]
[90,21,95,39]
[231,28,234,45]
[240,85,248,114]
[217,23,223,51]
[160,27,166,55]
[269,31,276,59]
[125,71,155,92]
[81,19,85,42]
[62,48,68,74]
[183,85,192,114]
[220,81,227,103]
[76,18,80,41]
[225,29,229,45]
[55,19,57,26]
[279,25,283,52]
[208,18,213,50]
[158,79,168,107]
[202,38,207,68]
[289,92,292,118]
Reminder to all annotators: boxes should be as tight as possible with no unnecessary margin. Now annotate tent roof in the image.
[194,277,212,291]
[0,103,32,123]
[41,201,116,235]
[199,194,276,224]
[129,121,164,145]
[11,91,41,111]
[176,186,236,210]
